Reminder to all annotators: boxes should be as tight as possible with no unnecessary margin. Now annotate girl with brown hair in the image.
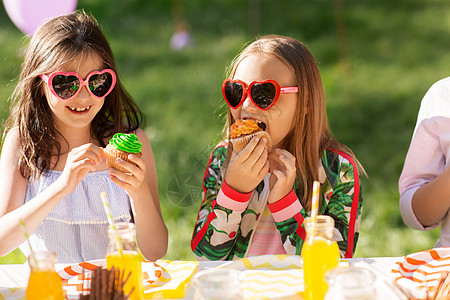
[0,10,167,263]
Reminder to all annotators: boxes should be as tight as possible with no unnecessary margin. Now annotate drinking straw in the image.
[100,192,123,255]
[308,180,320,238]
[310,180,320,222]
[19,219,37,265]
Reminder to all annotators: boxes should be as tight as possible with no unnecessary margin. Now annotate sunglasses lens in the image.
[251,82,276,109]
[89,72,114,97]
[224,81,243,108]
[52,75,79,99]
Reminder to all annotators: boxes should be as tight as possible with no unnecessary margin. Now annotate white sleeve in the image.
[399,77,450,230]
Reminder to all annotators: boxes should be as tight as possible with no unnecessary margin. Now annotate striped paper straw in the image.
[100,192,123,255]
[19,219,37,265]
[310,181,320,222]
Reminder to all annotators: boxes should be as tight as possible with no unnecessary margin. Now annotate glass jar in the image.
[185,268,243,300]
[325,266,376,300]
[26,251,64,300]
[106,222,144,300]
[301,215,341,300]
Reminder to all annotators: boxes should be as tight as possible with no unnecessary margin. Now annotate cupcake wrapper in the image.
[230,131,272,152]
[104,144,142,173]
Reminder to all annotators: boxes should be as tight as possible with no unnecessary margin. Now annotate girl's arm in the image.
[192,138,268,260]
[191,144,249,261]
[107,128,168,261]
[0,128,50,255]
[271,150,363,258]
[0,129,103,256]
[266,149,307,255]
[269,191,308,255]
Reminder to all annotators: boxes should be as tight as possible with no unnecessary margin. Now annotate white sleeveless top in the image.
[20,170,132,263]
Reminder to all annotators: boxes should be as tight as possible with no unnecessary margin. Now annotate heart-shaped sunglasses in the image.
[222,78,298,110]
[40,69,116,101]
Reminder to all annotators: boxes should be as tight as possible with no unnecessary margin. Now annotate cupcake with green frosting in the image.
[104,133,143,172]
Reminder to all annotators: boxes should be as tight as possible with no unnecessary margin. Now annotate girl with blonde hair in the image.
[191,35,363,260]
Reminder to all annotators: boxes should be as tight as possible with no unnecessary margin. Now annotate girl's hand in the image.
[267,149,296,204]
[107,154,148,198]
[225,137,269,193]
[57,144,104,194]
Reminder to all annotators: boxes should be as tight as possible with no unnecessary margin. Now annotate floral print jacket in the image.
[191,141,363,261]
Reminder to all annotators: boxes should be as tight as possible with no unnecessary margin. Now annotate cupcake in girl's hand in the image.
[229,119,272,152]
[104,133,143,172]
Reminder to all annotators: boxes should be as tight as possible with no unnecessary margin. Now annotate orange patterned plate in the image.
[58,259,162,297]
[392,247,450,294]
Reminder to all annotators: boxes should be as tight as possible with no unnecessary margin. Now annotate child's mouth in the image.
[242,117,267,131]
[68,106,91,113]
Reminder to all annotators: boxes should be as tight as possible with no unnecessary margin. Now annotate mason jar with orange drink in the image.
[106,222,144,300]
[26,250,64,300]
[301,215,341,300]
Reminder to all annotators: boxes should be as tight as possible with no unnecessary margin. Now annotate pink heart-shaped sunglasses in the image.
[40,69,116,101]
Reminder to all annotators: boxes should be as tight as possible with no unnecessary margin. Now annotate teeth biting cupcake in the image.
[229,119,272,152]
[104,133,143,172]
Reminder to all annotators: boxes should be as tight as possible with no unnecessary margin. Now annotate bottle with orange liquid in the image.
[106,222,144,300]
[301,215,341,300]
[26,250,64,300]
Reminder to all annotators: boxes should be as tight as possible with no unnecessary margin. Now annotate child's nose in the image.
[242,95,258,110]
[77,84,91,98]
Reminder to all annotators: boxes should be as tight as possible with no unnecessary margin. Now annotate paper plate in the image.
[218,255,304,300]
[58,259,162,297]
[219,254,303,270]
[393,247,450,294]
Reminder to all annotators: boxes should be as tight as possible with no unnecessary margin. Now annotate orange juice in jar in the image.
[302,216,340,300]
[26,251,64,300]
[106,222,144,300]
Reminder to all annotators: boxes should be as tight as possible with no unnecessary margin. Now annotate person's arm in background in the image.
[400,117,450,228]
[412,169,450,227]
[399,77,450,229]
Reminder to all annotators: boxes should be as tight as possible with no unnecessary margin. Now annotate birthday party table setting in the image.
[0,247,449,300]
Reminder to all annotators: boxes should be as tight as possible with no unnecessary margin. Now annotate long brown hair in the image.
[2,10,144,180]
[223,35,363,209]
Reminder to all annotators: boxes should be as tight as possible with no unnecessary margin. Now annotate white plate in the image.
[219,254,303,270]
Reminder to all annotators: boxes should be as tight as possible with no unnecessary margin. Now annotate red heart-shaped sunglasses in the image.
[222,78,298,111]
[40,69,116,101]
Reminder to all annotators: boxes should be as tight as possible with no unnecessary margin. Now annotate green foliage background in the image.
[0,0,448,263]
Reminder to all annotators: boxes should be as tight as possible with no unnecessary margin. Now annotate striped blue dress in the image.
[20,170,132,263]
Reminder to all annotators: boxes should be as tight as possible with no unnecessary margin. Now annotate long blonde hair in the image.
[223,35,362,209]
